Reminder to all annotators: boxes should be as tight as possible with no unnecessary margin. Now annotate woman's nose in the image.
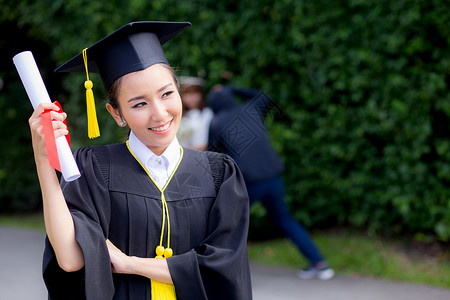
[150,100,167,121]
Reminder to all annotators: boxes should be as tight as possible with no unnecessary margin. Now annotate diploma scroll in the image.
[13,51,81,182]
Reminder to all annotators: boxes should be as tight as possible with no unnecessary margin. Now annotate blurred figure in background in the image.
[177,76,214,150]
[207,85,335,280]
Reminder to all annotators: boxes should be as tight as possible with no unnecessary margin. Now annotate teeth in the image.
[151,121,171,132]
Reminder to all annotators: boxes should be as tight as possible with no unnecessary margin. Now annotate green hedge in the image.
[1,0,449,241]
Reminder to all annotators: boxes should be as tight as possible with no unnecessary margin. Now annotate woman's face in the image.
[107,64,182,155]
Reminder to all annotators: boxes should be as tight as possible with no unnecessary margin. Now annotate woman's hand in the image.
[28,102,68,163]
[106,239,132,274]
[105,240,173,283]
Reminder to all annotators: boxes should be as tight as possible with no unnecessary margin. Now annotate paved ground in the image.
[0,226,47,300]
[1,225,449,300]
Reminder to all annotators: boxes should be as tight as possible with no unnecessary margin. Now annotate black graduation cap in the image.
[55,21,191,139]
[56,21,191,91]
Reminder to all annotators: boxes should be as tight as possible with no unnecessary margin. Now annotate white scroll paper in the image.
[13,51,81,182]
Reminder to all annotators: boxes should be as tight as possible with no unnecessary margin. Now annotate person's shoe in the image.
[297,262,335,280]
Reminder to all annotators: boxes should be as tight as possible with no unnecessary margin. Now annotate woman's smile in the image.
[149,119,173,134]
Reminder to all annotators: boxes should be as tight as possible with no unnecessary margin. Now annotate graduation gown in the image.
[42,143,252,300]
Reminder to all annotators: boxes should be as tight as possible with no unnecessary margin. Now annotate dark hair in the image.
[107,63,180,112]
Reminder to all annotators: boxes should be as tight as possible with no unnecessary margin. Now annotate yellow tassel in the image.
[85,80,100,139]
[151,246,176,299]
[151,279,177,300]
[82,48,100,139]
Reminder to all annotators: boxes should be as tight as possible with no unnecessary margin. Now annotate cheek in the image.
[169,97,183,116]
[122,108,148,128]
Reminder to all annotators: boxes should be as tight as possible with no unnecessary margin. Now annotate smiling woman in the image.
[106,64,182,156]
[27,21,252,300]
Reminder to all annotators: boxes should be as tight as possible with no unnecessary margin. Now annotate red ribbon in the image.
[40,101,71,172]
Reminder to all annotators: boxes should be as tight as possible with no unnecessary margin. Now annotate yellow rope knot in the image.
[84,80,93,90]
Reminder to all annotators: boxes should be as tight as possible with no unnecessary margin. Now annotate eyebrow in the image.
[158,83,173,93]
[128,95,146,102]
[127,83,174,103]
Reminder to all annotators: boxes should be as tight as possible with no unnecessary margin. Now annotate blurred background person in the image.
[207,85,335,280]
[177,76,214,150]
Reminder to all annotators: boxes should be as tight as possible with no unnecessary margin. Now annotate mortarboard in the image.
[55,21,191,138]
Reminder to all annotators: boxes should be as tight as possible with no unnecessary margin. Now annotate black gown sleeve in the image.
[42,146,114,300]
[167,153,252,300]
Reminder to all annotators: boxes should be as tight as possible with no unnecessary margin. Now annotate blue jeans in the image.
[247,176,324,266]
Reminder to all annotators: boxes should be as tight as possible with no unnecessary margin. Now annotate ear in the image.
[106,103,125,126]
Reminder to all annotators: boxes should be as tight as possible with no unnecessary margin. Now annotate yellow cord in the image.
[127,142,183,298]
[126,141,183,257]
[82,48,90,81]
[159,193,167,248]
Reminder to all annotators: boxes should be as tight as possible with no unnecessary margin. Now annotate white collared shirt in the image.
[128,131,181,190]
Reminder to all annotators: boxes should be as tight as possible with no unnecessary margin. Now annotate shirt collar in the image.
[128,131,181,173]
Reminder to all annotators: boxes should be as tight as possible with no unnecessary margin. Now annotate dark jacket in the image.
[207,86,284,184]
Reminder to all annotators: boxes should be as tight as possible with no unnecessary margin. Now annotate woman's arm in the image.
[29,102,84,272]
[106,240,173,284]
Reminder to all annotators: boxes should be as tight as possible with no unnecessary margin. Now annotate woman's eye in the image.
[162,91,174,98]
[132,102,147,108]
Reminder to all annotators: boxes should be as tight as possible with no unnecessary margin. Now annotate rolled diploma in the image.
[13,51,81,182]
